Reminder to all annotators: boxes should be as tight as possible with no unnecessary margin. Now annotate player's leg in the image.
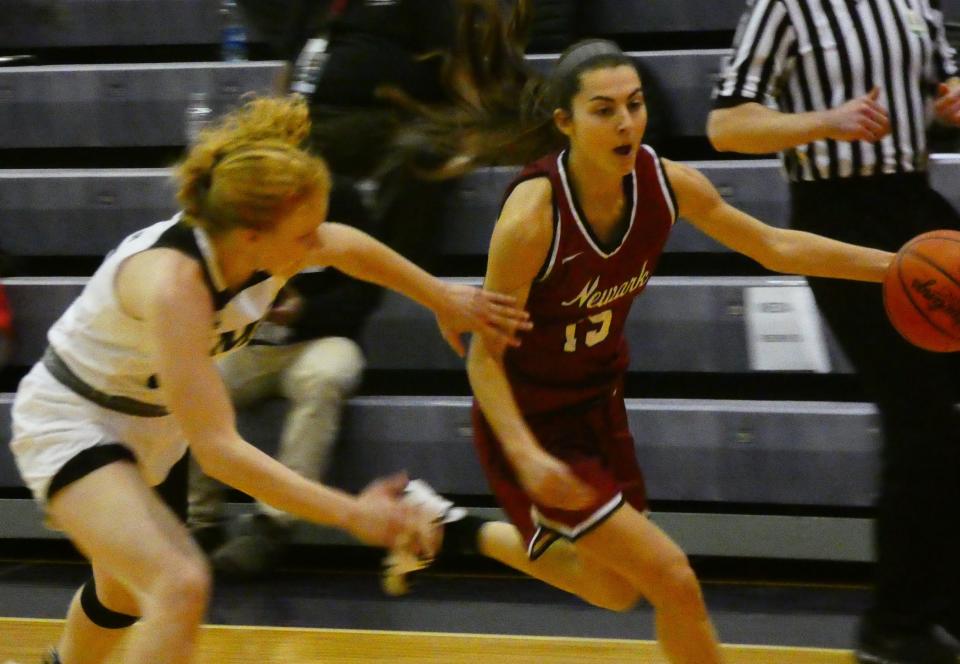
[476,519,641,611]
[382,478,642,609]
[56,566,140,664]
[474,503,720,663]
[403,488,721,663]
[574,505,722,664]
[56,455,187,664]
[472,399,721,663]
[48,460,211,664]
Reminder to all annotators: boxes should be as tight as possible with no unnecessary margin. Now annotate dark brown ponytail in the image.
[380,2,637,179]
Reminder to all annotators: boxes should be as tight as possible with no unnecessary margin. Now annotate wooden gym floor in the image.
[0,553,869,663]
[2,619,856,663]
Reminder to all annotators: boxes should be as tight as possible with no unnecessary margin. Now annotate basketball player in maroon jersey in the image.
[383,39,899,664]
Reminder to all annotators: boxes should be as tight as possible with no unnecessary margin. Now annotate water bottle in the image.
[219,0,248,62]
[184,91,214,145]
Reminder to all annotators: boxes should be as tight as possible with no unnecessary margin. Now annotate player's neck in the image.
[567,148,623,204]
[211,233,259,291]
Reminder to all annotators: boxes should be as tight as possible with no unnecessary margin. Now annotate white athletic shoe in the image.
[381,479,467,596]
[402,479,468,525]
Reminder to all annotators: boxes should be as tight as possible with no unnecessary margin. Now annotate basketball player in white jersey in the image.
[9,96,530,664]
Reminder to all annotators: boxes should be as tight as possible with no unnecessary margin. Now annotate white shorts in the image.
[10,363,187,505]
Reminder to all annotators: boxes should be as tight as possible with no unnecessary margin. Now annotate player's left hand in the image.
[435,283,532,357]
[935,81,960,126]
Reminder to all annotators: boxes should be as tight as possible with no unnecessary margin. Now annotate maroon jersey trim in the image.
[555,150,639,259]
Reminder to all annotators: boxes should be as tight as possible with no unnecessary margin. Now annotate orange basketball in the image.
[883,230,960,352]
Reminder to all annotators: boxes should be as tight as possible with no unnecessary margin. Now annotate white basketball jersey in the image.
[47,215,285,406]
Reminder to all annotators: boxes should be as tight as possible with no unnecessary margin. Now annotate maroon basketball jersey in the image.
[503,146,676,414]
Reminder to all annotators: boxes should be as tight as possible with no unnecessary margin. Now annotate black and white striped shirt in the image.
[714,0,958,181]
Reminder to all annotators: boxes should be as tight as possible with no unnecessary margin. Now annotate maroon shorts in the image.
[472,389,647,559]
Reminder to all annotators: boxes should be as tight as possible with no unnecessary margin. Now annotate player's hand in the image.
[434,283,532,357]
[935,81,960,126]
[822,87,890,142]
[515,450,596,511]
[349,473,438,554]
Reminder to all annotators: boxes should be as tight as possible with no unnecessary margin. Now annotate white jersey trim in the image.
[192,223,228,291]
[643,145,677,224]
[530,491,625,541]
[536,205,563,283]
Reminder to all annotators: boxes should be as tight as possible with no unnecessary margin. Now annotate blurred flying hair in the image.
[176,96,331,234]
[378,0,636,179]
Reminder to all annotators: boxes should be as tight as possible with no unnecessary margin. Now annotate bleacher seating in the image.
[6,155,960,256]
[0,52,722,147]
[579,0,960,35]
[580,1,747,35]
[0,390,881,560]
[0,63,279,148]
[0,0,780,49]
[323,396,882,507]
[0,0,235,48]
[4,0,957,49]
[0,275,853,373]
[0,389,883,509]
[6,0,960,561]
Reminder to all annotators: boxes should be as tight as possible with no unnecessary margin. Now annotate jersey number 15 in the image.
[563,309,612,352]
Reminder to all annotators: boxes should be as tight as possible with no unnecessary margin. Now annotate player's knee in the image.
[80,578,140,629]
[175,558,212,608]
[151,557,211,620]
[90,573,139,616]
[653,560,707,618]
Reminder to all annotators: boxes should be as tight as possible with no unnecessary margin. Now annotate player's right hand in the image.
[349,473,437,554]
[434,283,532,357]
[516,451,596,511]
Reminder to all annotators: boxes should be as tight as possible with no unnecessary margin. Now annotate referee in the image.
[708,2,960,663]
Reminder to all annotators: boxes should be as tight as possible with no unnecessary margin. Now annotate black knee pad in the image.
[80,578,139,629]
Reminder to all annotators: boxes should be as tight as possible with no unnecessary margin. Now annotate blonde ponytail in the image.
[175,96,330,234]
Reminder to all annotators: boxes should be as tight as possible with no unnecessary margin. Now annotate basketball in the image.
[883,230,960,352]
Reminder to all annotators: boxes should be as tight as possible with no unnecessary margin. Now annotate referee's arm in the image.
[707,91,891,154]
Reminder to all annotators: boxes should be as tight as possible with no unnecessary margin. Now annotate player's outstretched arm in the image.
[122,250,423,550]
[309,222,530,356]
[664,160,893,282]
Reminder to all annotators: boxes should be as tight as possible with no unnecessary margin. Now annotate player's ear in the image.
[554,108,573,137]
